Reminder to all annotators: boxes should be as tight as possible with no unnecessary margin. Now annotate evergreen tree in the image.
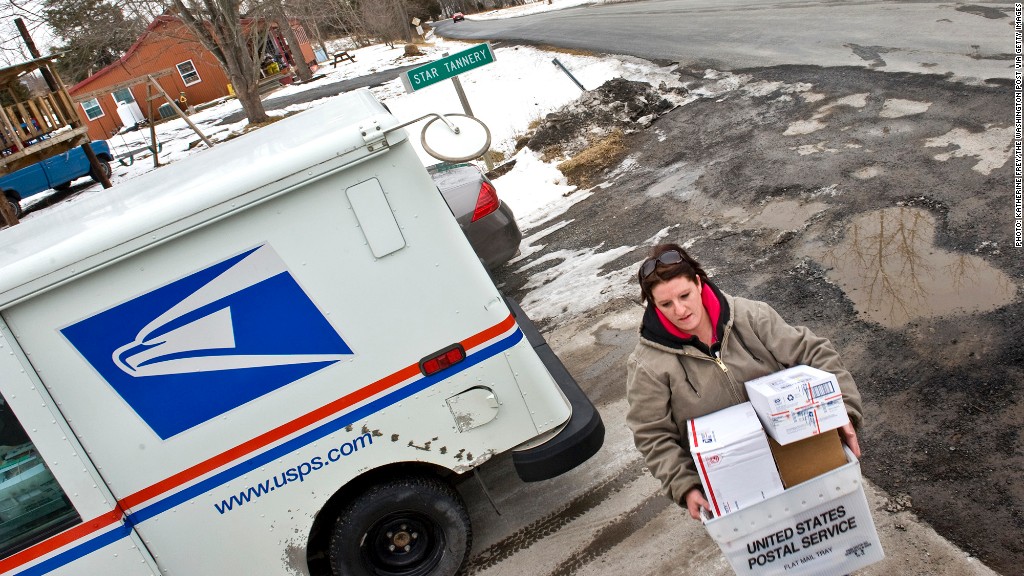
[43,0,144,84]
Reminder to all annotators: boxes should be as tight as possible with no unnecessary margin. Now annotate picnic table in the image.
[332,51,356,67]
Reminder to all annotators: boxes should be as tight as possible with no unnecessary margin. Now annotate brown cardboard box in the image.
[768,429,847,488]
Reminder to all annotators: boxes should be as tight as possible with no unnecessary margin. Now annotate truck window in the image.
[0,395,80,558]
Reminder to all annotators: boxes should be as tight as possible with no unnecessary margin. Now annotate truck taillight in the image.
[419,345,466,376]
[471,181,499,222]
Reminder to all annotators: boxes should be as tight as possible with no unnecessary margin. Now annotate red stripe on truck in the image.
[2,314,517,573]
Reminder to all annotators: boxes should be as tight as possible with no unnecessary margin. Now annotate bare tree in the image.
[358,0,412,47]
[42,0,147,83]
[272,1,311,81]
[171,0,269,124]
[0,0,48,66]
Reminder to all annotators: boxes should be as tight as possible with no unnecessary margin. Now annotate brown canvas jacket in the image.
[625,290,864,507]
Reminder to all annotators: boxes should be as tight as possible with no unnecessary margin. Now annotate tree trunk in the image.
[274,3,313,82]
[172,0,269,125]
[307,19,330,60]
[395,0,412,43]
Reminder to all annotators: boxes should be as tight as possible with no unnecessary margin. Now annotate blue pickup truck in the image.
[1,141,114,218]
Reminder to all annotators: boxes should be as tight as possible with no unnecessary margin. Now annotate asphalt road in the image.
[214,65,420,125]
[436,0,1013,83]
[435,1,1019,575]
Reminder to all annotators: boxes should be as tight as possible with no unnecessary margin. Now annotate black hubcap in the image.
[362,512,443,576]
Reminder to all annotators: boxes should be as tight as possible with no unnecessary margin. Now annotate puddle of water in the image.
[808,207,1017,328]
[748,200,828,230]
[924,125,1013,175]
[852,166,882,179]
[645,162,702,199]
[879,98,931,118]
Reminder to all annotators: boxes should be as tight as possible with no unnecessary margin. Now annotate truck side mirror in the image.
[420,113,491,163]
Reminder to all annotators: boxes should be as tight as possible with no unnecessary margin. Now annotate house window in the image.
[80,98,104,121]
[111,88,136,105]
[176,60,201,86]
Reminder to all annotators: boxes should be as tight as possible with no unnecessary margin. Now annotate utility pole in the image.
[14,18,112,190]
[15,19,57,92]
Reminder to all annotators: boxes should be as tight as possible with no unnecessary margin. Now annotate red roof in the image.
[68,15,284,95]
[68,16,178,94]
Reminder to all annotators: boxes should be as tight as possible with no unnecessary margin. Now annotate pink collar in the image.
[654,280,721,344]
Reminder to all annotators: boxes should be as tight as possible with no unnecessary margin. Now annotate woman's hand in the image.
[838,422,861,458]
[684,487,710,520]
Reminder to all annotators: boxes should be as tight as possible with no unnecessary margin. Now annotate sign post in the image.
[400,43,496,168]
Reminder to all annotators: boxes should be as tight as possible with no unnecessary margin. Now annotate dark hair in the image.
[638,243,708,303]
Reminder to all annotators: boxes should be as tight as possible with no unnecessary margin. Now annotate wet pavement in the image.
[489,62,1019,574]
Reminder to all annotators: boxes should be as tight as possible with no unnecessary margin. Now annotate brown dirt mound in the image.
[524,78,683,159]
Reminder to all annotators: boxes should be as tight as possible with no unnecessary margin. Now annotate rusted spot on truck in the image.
[407,440,432,451]
[452,449,495,474]
[454,413,475,430]
[281,540,309,576]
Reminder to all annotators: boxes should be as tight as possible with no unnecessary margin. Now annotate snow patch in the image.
[784,119,828,136]
[879,99,931,118]
[794,142,839,155]
[493,148,592,232]
[516,244,639,323]
[924,125,1012,175]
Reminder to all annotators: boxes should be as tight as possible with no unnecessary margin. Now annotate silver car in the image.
[428,162,522,269]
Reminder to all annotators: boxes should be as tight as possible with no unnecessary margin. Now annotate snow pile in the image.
[524,78,686,158]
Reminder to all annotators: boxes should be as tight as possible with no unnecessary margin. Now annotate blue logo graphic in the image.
[62,245,352,439]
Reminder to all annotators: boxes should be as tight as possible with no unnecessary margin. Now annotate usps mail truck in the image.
[0,89,603,576]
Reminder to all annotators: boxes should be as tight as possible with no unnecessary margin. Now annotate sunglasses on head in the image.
[639,250,684,280]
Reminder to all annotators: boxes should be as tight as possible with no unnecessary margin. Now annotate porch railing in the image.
[1,90,79,153]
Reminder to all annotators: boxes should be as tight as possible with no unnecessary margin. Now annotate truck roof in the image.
[0,89,403,308]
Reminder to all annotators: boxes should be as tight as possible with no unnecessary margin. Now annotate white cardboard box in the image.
[704,447,884,576]
[689,402,785,517]
[744,365,849,445]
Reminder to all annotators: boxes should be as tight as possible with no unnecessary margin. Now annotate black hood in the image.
[639,278,730,354]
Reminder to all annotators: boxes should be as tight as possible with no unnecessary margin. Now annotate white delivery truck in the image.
[0,89,603,576]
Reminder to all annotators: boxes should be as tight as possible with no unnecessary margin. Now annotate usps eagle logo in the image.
[62,245,351,439]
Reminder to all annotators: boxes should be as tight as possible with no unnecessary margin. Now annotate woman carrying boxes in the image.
[624,243,864,521]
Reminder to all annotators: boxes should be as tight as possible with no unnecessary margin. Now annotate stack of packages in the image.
[689,366,884,576]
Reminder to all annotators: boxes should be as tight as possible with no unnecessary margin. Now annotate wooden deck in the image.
[0,57,91,175]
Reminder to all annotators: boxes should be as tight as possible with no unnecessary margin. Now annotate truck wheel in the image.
[89,161,112,183]
[4,193,21,218]
[328,476,471,576]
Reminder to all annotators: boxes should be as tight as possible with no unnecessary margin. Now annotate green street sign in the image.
[401,43,496,93]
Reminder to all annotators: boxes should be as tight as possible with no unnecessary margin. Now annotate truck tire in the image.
[4,192,21,218]
[89,161,112,183]
[328,475,471,576]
